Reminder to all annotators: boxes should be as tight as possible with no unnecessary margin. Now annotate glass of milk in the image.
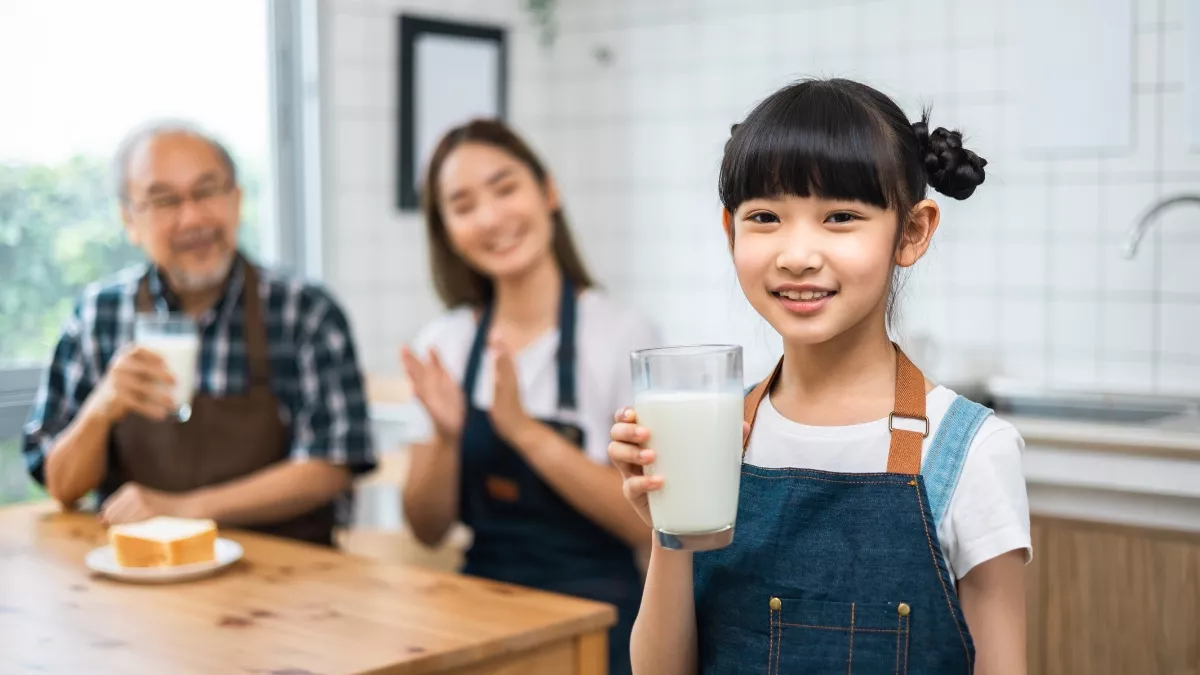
[630,345,743,551]
[134,314,199,423]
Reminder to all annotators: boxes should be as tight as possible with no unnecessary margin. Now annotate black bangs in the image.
[719,80,907,213]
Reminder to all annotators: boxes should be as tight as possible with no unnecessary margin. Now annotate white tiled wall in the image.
[319,0,549,375]
[323,0,1200,394]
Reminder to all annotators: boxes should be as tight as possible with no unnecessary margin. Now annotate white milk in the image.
[634,390,744,534]
[138,334,199,410]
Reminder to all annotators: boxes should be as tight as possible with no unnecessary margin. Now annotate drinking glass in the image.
[134,314,199,423]
[630,345,743,551]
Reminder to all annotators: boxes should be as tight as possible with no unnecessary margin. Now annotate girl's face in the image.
[728,195,937,346]
[437,142,559,281]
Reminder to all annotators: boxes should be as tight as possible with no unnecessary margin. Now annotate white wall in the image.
[323,0,1200,394]
[319,0,549,375]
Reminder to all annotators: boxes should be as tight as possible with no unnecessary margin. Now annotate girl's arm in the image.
[610,410,749,675]
[631,541,699,675]
[957,549,1028,675]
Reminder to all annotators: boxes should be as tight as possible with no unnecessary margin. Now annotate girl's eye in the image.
[747,211,780,224]
[826,212,858,224]
[495,182,518,196]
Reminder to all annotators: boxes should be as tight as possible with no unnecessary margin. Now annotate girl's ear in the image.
[722,209,734,251]
[895,199,940,268]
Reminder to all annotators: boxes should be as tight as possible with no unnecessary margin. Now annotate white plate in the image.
[85,538,243,584]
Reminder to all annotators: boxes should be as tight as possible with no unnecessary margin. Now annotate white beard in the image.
[167,251,236,293]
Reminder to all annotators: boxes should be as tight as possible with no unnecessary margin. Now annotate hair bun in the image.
[911,115,987,200]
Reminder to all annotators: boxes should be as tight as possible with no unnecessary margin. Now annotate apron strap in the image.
[741,361,779,455]
[135,275,153,314]
[554,279,577,412]
[461,277,578,413]
[239,260,272,387]
[885,348,928,475]
[741,343,928,475]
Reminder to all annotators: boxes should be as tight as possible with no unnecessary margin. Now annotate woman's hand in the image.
[400,346,466,445]
[608,408,752,528]
[487,330,539,445]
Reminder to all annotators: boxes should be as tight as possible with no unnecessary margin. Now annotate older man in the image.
[21,120,375,545]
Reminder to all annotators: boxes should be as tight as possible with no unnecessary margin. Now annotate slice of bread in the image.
[108,517,218,568]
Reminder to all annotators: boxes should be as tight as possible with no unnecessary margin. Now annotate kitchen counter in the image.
[1008,414,1200,534]
[1007,413,1200,457]
[0,501,612,675]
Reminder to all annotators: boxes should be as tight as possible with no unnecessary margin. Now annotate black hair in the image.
[720,77,986,218]
[719,78,988,325]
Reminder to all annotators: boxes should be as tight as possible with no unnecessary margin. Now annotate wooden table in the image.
[0,502,614,675]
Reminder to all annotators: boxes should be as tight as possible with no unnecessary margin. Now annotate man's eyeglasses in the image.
[133,181,235,220]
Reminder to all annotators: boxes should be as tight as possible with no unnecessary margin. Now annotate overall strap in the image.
[741,344,929,475]
[921,396,993,527]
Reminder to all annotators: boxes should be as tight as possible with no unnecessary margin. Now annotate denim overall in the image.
[694,349,992,674]
[459,280,641,675]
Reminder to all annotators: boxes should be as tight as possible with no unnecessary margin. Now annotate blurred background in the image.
[1,1,1197,672]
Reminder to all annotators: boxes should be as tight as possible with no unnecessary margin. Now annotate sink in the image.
[982,382,1200,427]
[990,399,1195,424]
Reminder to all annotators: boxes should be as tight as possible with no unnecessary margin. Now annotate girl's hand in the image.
[608,408,752,528]
[400,346,466,445]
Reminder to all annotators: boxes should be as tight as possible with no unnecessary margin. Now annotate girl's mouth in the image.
[772,289,836,315]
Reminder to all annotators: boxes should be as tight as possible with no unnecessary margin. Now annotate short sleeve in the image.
[939,422,1032,579]
[22,301,96,486]
[288,289,376,475]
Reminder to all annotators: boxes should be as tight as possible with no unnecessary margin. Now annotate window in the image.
[0,0,324,503]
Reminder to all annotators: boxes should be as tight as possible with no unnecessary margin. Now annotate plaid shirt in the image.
[22,258,376,485]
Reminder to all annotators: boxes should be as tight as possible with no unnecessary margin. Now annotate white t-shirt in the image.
[408,290,664,463]
[744,386,1031,580]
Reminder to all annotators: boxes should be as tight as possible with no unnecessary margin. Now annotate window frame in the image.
[0,0,324,441]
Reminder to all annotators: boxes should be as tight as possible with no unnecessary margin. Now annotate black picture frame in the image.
[396,15,508,211]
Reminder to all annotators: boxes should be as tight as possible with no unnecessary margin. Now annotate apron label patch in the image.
[485,476,520,502]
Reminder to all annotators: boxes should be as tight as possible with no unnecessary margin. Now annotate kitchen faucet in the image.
[1122,194,1200,259]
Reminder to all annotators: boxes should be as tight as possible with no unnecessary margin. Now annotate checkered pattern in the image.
[22,258,376,484]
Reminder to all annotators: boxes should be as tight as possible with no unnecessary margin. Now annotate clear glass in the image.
[630,345,744,551]
[134,314,200,423]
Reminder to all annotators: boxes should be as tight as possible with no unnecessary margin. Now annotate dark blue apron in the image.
[459,280,641,675]
[694,349,993,674]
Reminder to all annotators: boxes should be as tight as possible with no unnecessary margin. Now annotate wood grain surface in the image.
[0,502,613,675]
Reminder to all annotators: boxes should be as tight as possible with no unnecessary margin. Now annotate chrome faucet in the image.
[1123,194,1200,259]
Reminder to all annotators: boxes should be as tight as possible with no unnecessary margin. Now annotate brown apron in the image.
[106,261,336,545]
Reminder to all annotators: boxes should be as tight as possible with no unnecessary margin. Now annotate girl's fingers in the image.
[613,406,638,424]
[623,474,664,499]
[609,422,649,445]
[608,441,654,468]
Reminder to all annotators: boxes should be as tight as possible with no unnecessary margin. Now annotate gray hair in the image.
[112,119,238,204]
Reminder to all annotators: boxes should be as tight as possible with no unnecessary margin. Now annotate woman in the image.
[400,119,660,675]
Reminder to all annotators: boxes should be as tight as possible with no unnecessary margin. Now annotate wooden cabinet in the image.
[1026,516,1200,675]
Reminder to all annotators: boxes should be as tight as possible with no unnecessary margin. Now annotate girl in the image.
[400,119,661,675]
[609,79,1030,674]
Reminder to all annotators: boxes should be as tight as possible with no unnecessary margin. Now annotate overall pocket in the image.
[767,596,912,675]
